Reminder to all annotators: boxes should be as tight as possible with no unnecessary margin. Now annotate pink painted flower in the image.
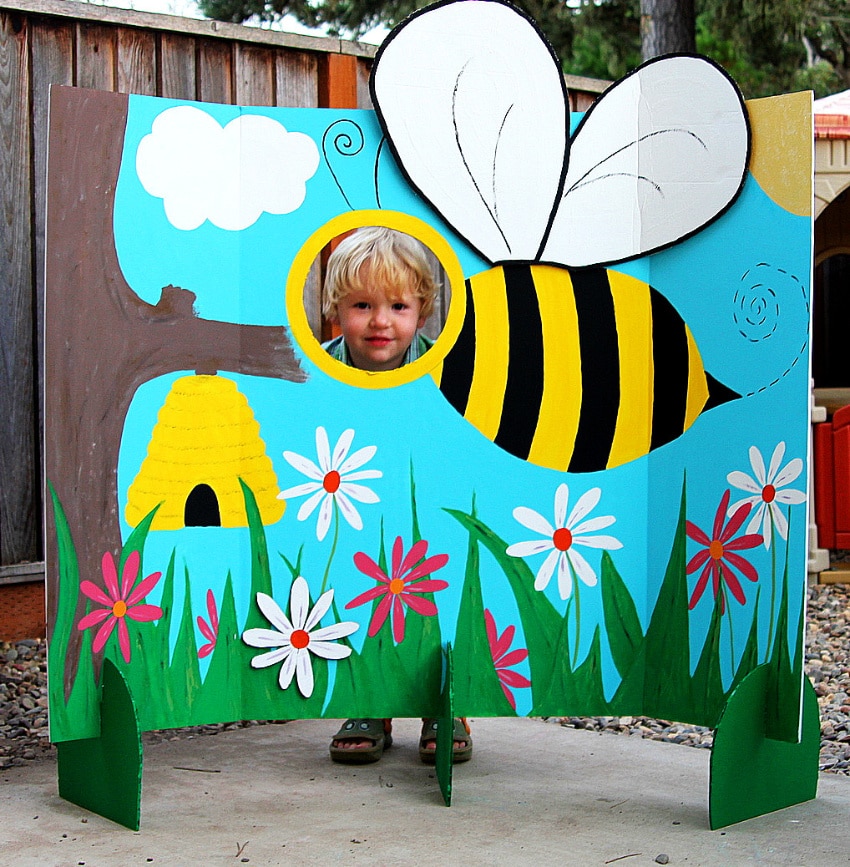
[686,490,763,613]
[484,609,531,710]
[78,550,163,663]
[345,536,449,643]
[197,589,219,659]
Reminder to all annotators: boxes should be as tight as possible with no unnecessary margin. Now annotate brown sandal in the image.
[329,718,392,764]
[419,717,472,764]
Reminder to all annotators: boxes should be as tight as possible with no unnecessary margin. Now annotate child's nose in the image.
[371,306,390,326]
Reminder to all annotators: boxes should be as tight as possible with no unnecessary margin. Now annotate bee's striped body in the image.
[431,264,737,473]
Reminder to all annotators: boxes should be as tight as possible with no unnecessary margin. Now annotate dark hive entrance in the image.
[184,483,221,527]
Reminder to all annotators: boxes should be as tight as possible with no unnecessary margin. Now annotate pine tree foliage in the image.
[195,0,849,98]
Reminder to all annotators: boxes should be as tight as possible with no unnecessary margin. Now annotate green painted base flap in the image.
[435,642,454,806]
[57,659,143,831]
[709,665,819,829]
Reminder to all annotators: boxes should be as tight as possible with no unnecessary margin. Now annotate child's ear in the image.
[417,315,427,330]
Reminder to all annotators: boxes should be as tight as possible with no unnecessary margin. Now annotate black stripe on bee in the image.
[650,288,690,450]
[568,267,620,473]
[436,261,738,472]
[494,265,544,460]
[439,279,477,417]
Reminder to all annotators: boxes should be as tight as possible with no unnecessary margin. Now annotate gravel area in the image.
[553,583,850,773]
[2,583,849,773]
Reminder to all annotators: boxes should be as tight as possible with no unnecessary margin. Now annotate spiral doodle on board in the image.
[735,262,809,396]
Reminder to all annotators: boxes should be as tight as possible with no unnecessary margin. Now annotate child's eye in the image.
[353,301,370,310]
[392,302,408,311]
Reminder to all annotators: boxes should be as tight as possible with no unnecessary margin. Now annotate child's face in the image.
[333,271,426,372]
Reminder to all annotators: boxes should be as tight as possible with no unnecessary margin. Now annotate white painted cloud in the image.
[136,106,320,231]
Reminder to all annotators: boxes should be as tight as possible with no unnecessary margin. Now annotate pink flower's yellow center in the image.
[112,600,128,618]
[762,484,776,503]
[553,528,573,551]
[709,540,724,560]
[323,470,341,493]
[290,629,310,649]
[389,578,405,595]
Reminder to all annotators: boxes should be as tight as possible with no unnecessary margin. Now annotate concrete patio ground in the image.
[2,717,850,866]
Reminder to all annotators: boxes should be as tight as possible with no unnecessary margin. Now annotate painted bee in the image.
[370,0,751,472]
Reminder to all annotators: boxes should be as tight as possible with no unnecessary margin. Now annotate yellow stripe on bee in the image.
[528,265,582,471]
[685,327,709,429]
[607,270,653,469]
[464,268,510,440]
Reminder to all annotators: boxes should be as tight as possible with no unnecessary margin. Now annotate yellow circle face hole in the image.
[286,210,467,390]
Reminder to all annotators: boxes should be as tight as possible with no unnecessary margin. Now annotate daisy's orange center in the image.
[761,484,776,503]
[112,600,128,618]
[323,470,341,493]
[389,578,405,595]
[709,540,724,560]
[290,629,310,649]
[553,528,573,551]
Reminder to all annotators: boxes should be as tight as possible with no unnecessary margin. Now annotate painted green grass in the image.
[324,467,444,717]
[447,477,805,728]
[47,483,101,742]
[48,473,805,739]
[451,498,516,716]
[445,507,609,716]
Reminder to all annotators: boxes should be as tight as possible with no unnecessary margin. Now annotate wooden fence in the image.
[0,0,608,627]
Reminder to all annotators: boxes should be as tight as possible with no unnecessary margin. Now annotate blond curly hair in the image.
[323,227,438,321]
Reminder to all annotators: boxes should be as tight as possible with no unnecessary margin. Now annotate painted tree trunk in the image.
[44,86,307,695]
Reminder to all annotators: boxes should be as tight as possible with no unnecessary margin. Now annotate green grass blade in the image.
[240,478,274,618]
[765,556,799,742]
[161,565,202,727]
[446,508,563,705]
[600,550,644,680]
[689,590,727,726]
[452,506,516,716]
[195,573,245,723]
[729,586,761,696]
[571,626,610,714]
[47,482,99,738]
[640,478,694,720]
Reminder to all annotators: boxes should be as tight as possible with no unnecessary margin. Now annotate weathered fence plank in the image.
[30,22,74,563]
[117,25,156,95]
[0,11,37,566]
[197,37,233,104]
[160,31,197,100]
[356,55,372,109]
[76,23,117,91]
[235,42,275,105]
[275,50,317,108]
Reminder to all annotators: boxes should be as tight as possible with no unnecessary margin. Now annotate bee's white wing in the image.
[541,55,750,267]
[371,0,568,263]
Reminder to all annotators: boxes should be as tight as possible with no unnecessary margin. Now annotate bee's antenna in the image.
[374,136,386,209]
[321,119,365,211]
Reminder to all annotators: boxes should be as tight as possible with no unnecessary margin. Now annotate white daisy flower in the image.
[727,442,807,549]
[242,576,358,698]
[278,427,381,541]
[506,483,622,600]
